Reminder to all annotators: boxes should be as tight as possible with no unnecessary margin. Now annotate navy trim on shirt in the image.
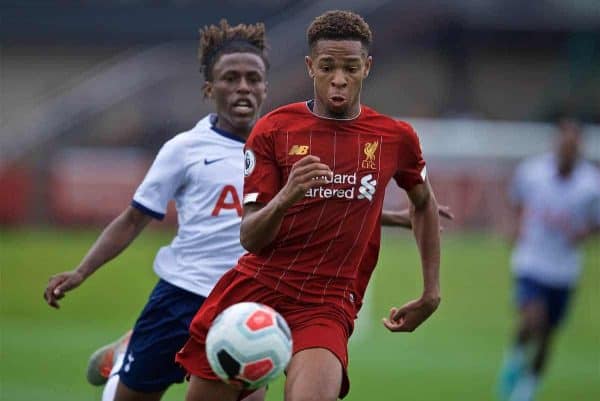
[131,200,165,220]
[210,126,246,144]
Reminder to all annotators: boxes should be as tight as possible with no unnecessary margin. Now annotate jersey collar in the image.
[305,99,362,121]
[209,114,246,144]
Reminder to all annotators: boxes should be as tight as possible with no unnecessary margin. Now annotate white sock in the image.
[110,351,125,376]
[509,372,539,401]
[102,374,120,401]
[101,350,126,401]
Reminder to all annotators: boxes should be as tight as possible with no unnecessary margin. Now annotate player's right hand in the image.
[278,155,332,209]
[44,270,85,309]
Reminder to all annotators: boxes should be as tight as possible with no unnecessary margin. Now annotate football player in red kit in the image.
[177,10,441,401]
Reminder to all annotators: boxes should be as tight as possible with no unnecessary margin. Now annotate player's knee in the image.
[520,311,547,340]
[530,316,550,338]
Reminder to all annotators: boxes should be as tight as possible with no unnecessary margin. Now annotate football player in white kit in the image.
[43,19,453,401]
[498,118,600,401]
[44,20,271,401]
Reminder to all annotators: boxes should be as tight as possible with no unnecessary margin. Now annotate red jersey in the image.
[237,101,426,314]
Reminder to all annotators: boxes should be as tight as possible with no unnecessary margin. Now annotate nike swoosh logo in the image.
[204,157,227,165]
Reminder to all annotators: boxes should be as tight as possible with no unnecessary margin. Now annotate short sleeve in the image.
[132,139,186,220]
[243,116,281,205]
[393,123,427,191]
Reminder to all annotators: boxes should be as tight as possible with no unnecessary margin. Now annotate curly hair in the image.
[307,10,372,50]
[198,19,269,81]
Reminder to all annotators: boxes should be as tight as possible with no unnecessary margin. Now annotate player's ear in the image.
[305,56,315,79]
[203,81,212,99]
[363,56,372,79]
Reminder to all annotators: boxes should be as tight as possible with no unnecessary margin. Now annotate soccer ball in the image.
[205,302,293,389]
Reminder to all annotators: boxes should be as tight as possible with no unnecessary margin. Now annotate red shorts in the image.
[176,269,353,398]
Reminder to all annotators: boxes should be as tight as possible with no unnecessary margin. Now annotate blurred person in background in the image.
[498,118,600,401]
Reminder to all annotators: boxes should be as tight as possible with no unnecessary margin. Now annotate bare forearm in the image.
[240,197,288,253]
[381,209,412,228]
[76,208,149,279]
[412,194,441,298]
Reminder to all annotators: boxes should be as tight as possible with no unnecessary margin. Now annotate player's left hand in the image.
[438,205,454,221]
[382,295,440,333]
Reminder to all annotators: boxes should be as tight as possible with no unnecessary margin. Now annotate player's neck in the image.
[214,119,250,141]
[310,98,361,120]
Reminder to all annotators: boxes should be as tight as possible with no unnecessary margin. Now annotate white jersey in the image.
[132,114,246,297]
[510,153,600,287]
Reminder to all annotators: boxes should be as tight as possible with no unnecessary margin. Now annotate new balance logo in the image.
[357,174,377,201]
[289,145,309,155]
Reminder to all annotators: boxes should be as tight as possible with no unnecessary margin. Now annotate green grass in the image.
[1,227,598,401]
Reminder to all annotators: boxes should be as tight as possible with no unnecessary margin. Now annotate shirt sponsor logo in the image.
[289,145,309,155]
[361,141,378,169]
[357,174,377,201]
[305,172,377,202]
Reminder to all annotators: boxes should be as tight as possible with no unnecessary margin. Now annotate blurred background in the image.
[1,1,599,401]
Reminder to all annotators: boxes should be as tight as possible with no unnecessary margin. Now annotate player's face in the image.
[205,52,267,138]
[305,40,371,119]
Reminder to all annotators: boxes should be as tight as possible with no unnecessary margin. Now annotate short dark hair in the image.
[307,10,372,50]
[198,19,269,81]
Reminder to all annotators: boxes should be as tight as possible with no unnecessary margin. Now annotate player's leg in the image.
[87,330,132,386]
[102,375,120,401]
[115,279,206,401]
[498,277,544,400]
[284,348,342,401]
[102,349,126,401]
[506,300,547,401]
[506,278,571,401]
[281,302,352,401]
[531,284,570,376]
[186,375,241,401]
[242,387,267,401]
[113,382,165,401]
[179,270,278,401]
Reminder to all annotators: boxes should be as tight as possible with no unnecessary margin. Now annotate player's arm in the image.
[570,190,600,245]
[44,138,184,309]
[383,178,441,332]
[508,204,524,245]
[381,205,454,228]
[507,161,530,245]
[44,206,152,308]
[240,155,332,253]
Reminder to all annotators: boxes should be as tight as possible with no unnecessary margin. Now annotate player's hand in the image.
[438,204,454,231]
[382,294,440,333]
[278,155,332,209]
[44,270,85,309]
[438,205,454,221]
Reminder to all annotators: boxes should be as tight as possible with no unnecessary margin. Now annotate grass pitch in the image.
[1,228,598,401]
